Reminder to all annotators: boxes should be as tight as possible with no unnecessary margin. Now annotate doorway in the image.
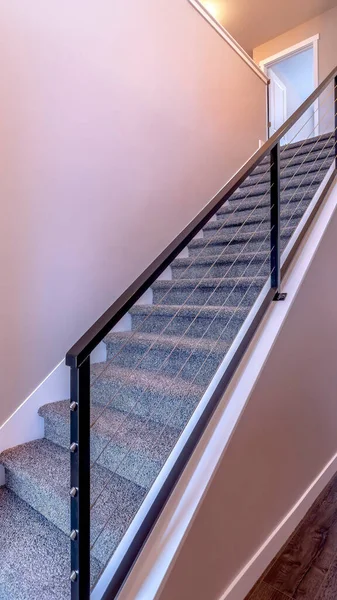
[260,35,319,145]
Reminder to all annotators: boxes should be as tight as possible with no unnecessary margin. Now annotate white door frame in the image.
[259,34,320,140]
[269,70,288,141]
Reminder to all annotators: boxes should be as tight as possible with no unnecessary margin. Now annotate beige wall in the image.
[201,0,337,55]
[158,190,337,600]
[0,1,266,427]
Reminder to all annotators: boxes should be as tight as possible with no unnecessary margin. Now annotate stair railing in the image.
[66,66,337,600]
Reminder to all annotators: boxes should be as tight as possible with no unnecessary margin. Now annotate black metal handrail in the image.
[66,66,337,600]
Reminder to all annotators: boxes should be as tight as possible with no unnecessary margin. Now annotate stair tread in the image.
[241,153,331,186]
[39,399,181,489]
[253,145,333,172]
[216,186,320,215]
[204,203,305,231]
[104,330,230,353]
[0,487,102,600]
[187,225,294,248]
[238,160,331,191]
[88,362,204,429]
[232,169,328,200]
[223,183,324,208]
[130,303,249,318]
[171,250,269,269]
[0,439,146,565]
[152,276,267,290]
[279,131,333,150]
[90,361,204,396]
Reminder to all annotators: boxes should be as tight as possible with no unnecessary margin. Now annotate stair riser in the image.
[187,230,293,257]
[130,311,247,341]
[104,342,225,387]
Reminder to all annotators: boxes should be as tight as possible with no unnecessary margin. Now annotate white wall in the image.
[156,179,337,600]
[0,0,267,427]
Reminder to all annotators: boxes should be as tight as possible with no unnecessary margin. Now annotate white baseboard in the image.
[218,452,337,600]
[0,340,109,460]
[0,359,69,457]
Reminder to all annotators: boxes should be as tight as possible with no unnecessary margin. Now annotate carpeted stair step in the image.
[261,133,334,164]
[229,170,328,202]
[89,362,204,427]
[280,133,334,154]
[103,331,229,386]
[216,187,320,217]
[129,303,249,341]
[0,439,146,566]
[0,487,103,600]
[170,251,270,280]
[241,151,333,186]
[204,202,308,236]
[152,276,266,307]
[187,225,294,257]
[39,400,181,488]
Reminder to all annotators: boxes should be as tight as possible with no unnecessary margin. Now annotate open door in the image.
[261,37,318,144]
[269,70,287,141]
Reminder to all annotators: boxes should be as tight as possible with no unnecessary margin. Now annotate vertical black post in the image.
[70,356,91,600]
[334,75,337,169]
[270,142,281,294]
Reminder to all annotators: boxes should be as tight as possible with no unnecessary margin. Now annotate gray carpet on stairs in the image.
[0,133,334,599]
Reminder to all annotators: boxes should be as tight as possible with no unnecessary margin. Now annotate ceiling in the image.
[200,0,337,54]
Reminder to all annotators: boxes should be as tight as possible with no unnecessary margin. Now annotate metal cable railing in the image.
[89,100,335,412]
[90,138,336,584]
[87,122,336,556]
[90,248,275,559]
[88,210,275,508]
[66,66,337,600]
[88,156,276,389]
[89,178,275,431]
[280,120,336,196]
[282,140,335,230]
[85,195,276,533]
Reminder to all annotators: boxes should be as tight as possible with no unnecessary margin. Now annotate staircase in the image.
[0,133,334,600]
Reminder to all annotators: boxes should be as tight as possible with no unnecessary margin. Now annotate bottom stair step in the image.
[0,439,147,566]
[0,487,102,600]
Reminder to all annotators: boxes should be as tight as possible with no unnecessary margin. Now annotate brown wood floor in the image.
[245,472,337,600]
